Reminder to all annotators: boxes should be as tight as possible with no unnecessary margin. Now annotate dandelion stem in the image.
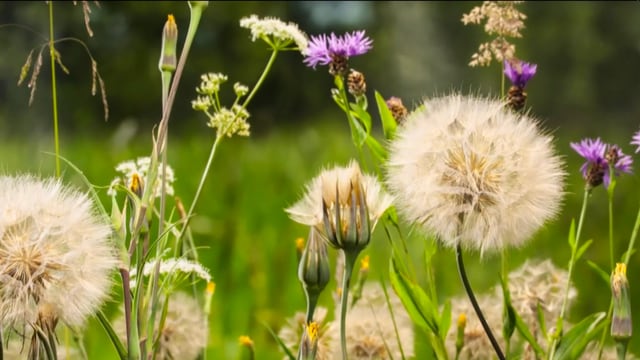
[456,244,505,360]
[549,187,590,359]
[48,2,61,178]
[340,250,359,360]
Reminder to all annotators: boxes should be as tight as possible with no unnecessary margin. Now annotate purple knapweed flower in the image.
[571,138,632,189]
[503,59,537,88]
[303,30,372,73]
[631,129,640,153]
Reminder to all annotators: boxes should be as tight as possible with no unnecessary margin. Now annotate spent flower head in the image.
[571,138,632,189]
[286,160,392,250]
[0,175,116,341]
[239,14,308,52]
[386,94,566,254]
[108,156,176,197]
[303,30,373,75]
[462,1,527,66]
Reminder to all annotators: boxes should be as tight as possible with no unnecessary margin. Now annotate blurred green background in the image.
[1,1,640,359]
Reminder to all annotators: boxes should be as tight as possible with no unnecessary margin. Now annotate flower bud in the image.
[159,15,178,73]
[455,313,467,355]
[347,69,367,98]
[611,263,632,341]
[386,96,408,126]
[298,228,330,298]
[299,322,319,360]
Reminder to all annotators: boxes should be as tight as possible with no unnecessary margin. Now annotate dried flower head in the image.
[239,14,308,52]
[447,259,576,358]
[332,282,414,359]
[0,175,116,339]
[347,69,367,97]
[571,138,632,189]
[108,156,176,197]
[285,160,393,249]
[631,129,640,153]
[386,94,565,254]
[278,307,335,360]
[462,1,527,66]
[115,292,207,360]
[303,31,373,76]
[385,96,409,126]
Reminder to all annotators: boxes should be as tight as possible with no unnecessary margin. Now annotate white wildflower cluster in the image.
[446,260,576,359]
[239,14,308,52]
[278,282,414,360]
[192,72,252,138]
[461,1,527,66]
[129,257,212,289]
[107,156,176,197]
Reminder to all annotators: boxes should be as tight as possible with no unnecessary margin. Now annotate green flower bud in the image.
[298,227,330,298]
[158,14,178,73]
[611,263,632,341]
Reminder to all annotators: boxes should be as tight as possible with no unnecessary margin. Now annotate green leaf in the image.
[375,91,397,140]
[350,102,372,135]
[567,218,577,249]
[575,239,593,261]
[263,322,296,360]
[536,302,547,340]
[439,300,452,341]
[365,135,388,162]
[513,304,546,358]
[552,312,606,360]
[97,310,127,360]
[500,276,545,357]
[388,253,440,334]
[586,260,610,285]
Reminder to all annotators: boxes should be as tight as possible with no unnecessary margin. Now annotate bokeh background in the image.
[1,1,640,358]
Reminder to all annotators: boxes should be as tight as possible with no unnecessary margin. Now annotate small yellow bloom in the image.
[360,255,370,272]
[238,335,253,347]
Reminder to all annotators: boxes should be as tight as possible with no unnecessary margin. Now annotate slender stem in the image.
[242,49,278,108]
[48,2,61,177]
[548,188,590,359]
[623,198,640,265]
[596,301,614,359]
[174,136,222,257]
[340,250,359,360]
[608,189,615,270]
[456,244,505,360]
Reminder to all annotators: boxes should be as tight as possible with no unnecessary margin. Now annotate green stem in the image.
[340,250,359,360]
[548,188,590,359]
[596,301,614,359]
[623,197,640,265]
[608,189,615,270]
[456,244,505,360]
[48,2,60,177]
[242,49,278,108]
[174,136,222,258]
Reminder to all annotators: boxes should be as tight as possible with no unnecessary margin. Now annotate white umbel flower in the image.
[386,94,565,253]
[0,175,116,330]
[239,14,308,51]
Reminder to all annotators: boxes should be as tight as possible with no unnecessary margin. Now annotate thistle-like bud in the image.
[298,227,331,300]
[455,313,467,356]
[386,96,408,126]
[321,167,371,253]
[347,69,367,98]
[611,263,632,341]
[329,54,349,77]
[159,14,178,73]
[299,322,319,360]
[507,85,527,112]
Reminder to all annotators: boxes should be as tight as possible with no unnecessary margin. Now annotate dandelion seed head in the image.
[0,175,116,330]
[386,94,565,254]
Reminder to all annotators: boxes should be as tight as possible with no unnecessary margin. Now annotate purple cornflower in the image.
[303,30,373,73]
[571,138,632,188]
[631,129,640,153]
[503,59,537,88]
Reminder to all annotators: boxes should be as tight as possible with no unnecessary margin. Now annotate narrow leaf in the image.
[567,218,577,249]
[575,239,593,261]
[97,310,127,360]
[586,260,610,285]
[263,322,296,360]
[552,312,606,360]
[375,91,397,140]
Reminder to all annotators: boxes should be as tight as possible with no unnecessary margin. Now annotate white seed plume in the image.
[0,175,116,330]
[386,94,565,254]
